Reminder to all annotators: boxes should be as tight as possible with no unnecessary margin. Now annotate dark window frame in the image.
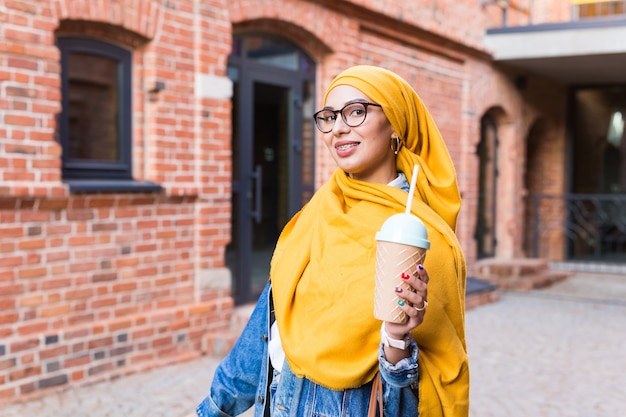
[57,37,160,193]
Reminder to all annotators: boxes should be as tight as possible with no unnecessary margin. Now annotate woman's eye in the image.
[346,106,364,117]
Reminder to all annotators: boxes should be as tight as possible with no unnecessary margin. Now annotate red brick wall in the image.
[523,78,568,260]
[0,0,572,403]
[529,0,573,24]
[483,0,573,28]
[1,0,235,402]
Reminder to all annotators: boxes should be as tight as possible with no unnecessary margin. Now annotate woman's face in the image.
[322,85,398,184]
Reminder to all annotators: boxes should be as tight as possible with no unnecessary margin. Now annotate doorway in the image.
[568,86,626,261]
[475,114,499,259]
[227,34,315,304]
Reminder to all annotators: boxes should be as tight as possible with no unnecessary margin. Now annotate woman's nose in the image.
[331,114,350,134]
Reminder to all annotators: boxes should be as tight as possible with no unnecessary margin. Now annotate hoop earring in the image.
[391,137,402,155]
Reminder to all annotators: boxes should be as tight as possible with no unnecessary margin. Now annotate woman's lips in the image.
[335,142,359,156]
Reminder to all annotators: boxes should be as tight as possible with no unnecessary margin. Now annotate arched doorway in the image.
[227,34,316,304]
[475,113,499,259]
[523,119,563,258]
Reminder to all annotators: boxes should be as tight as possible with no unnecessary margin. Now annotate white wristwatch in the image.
[380,322,411,350]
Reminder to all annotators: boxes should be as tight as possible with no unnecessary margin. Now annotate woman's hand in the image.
[382,264,429,362]
[388,264,429,337]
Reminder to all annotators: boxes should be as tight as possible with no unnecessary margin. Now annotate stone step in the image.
[202,329,241,357]
[475,257,549,278]
[479,269,571,291]
[202,303,256,357]
[466,276,500,310]
[524,269,571,290]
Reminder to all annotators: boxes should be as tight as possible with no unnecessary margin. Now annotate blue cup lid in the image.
[375,213,430,249]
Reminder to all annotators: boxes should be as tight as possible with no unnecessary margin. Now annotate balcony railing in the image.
[573,0,626,20]
[529,194,626,263]
[487,0,626,28]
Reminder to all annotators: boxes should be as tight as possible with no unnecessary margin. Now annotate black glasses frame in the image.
[313,102,382,133]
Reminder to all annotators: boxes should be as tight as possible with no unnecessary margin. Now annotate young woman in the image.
[196,65,469,417]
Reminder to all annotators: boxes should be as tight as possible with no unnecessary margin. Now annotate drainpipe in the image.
[501,0,509,27]
[143,52,149,182]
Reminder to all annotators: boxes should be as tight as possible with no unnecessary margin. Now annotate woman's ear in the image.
[391,136,402,155]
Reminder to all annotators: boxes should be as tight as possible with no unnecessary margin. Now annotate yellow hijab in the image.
[270,65,469,417]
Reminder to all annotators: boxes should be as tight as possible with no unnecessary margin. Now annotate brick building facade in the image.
[1,0,624,403]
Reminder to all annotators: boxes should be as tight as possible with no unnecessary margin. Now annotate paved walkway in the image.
[467,272,626,417]
[2,272,625,417]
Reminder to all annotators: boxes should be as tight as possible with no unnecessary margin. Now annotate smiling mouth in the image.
[336,143,359,151]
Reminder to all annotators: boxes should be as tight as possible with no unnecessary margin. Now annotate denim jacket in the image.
[196,282,420,417]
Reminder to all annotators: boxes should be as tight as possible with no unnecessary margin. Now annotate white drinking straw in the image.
[405,164,419,214]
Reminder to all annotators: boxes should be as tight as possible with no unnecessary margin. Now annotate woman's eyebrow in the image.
[321,99,370,110]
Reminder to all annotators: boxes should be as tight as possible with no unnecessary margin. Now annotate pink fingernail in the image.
[395,286,403,293]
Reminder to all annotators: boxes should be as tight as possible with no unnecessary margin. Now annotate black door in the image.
[227,35,315,304]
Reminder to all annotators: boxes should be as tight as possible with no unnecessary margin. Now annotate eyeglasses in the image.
[313,102,382,133]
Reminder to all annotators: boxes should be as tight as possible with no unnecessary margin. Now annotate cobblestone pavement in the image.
[2,272,625,417]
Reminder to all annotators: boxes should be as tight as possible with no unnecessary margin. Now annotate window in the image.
[57,38,159,192]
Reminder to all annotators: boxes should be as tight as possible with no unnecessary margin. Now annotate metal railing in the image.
[529,194,626,262]
[486,0,626,28]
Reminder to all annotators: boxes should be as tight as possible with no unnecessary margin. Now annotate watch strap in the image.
[380,322,410,350]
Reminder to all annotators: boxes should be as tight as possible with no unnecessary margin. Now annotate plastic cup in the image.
[374,212,430,323]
